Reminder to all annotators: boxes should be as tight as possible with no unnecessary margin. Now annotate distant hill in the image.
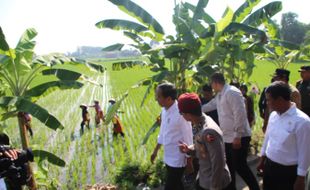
[68,46,140,59]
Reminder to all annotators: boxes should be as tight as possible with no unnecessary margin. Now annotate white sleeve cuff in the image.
[297,168,307,176]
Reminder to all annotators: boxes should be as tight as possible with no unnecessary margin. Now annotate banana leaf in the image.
[242,1,282,27]
[0,96,64,130]
[141,120,160,145]
[33,149,66,167]
[0,27,9,51]
[104,92,128,126]
[233,0,261,23]
[108,0,164,40]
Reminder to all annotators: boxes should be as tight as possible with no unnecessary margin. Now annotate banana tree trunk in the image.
[180,59,187,93]
[17,112,37,190]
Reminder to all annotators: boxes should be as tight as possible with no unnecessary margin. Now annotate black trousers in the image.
[224,143,236,190]
[165,164,185,190]
[263,157,297,190]
[233,137,260,190]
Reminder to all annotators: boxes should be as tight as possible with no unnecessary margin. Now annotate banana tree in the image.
[192,0,283,83]
[97,0,283,92]
[0,27,104,189]
[255,15,301,69]
[95,0,284,145]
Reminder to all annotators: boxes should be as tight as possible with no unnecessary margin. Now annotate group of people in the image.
[79,99,125,136]
[150,66,310,190]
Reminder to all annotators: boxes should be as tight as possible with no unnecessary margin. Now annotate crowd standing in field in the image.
[151,65,310,190]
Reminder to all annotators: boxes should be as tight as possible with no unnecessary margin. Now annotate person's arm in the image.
[151,143,162,164]
[294,120,310,190]
[248,96,255,126]
[257,120,271,173]
[179,142,195,156]
[291,90,302,109]
[151,112,164,164]
[258,88,266,118]
[203,129,226,189]
[227,91,246,148]
[179,117,193,151]
[202,98,217,113]
[294,176,305,190]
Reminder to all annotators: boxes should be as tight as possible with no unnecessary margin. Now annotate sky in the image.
[0,0,309,55]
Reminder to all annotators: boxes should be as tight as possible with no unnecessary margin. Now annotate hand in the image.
[232,137,241,149]
[256,157,265,177]
[178,141,189,153]
[4,149,20,160]
[150,152,157,164]
[293,176,305,190]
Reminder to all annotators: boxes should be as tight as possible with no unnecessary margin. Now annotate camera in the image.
[0,145,34,187]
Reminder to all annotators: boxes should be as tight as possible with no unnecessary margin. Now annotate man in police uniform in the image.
[296,65,310,117]
[178,93,231,190]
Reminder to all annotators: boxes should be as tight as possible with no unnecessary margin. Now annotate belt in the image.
[266,157,297,169]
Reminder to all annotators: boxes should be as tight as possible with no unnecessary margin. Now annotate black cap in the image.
[298,65,310,72]
[272,68,290,78]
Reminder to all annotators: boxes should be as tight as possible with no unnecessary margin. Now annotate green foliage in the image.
[0,26,104,189]
[114,160,166,189]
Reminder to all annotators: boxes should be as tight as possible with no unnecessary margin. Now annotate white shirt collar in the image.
[278,103,297,117]
[165,100,177,113]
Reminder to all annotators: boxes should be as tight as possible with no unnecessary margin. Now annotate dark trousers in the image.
[165,164,185,190]
[233,137,260,190]
[263,157,297,190]
[224,143,236,190]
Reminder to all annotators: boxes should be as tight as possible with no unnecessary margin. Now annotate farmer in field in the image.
[21,112,33,137]
[202,72,259,190]
[89,100,105,125]
[108,99,125,137]
[150,82,193,190]
[257,81,310,190]
[79,104,90,132]
[178,93,231,190]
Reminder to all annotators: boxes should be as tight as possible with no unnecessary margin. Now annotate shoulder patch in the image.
[204,133,215,142]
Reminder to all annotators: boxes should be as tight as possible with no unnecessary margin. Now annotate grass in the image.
[249,60,308,89]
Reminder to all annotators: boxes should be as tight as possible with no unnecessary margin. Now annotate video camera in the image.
[0,145,34,187]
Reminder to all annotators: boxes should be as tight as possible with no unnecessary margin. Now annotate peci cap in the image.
[298,65,310,72]
[272,68,290,78]
[178,93,202,116]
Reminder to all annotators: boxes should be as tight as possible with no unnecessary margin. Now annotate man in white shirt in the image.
[257,81,310,190]
[202,73,258,190]
[150,83,193,190]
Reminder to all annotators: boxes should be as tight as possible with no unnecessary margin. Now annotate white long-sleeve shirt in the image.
[158,101,193,167]
[261,104,310,176]
[202,84,251,143]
